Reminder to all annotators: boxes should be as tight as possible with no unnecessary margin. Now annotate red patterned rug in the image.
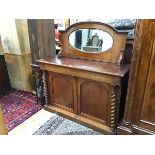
[0,89,43,131]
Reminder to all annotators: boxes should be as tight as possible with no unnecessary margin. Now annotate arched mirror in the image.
[69,29,113,53]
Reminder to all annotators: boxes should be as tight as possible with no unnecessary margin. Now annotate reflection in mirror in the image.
[69,29,113,53]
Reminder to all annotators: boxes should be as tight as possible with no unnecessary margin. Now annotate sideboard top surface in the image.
[37,57,130,77]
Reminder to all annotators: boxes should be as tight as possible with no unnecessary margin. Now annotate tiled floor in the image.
[8,109,56,135]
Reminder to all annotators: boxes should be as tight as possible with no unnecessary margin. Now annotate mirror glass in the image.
[69,29,113,53]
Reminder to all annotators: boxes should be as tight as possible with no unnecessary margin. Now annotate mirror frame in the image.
[59,22,127,63]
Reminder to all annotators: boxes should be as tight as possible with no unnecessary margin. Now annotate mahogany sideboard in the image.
[37,22,130,134]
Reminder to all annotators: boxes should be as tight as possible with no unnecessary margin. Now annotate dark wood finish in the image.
[48,72,77,113]
[0,55,11,96]
[78,79,110,124]
[37,57,129,134]
[36,20,56,59]
[27,20,40,65]
[28,19,56,65]
[117,19,155,135]
[28,20,56,101]
[31,64,44,104]
[37,22,129,134]
[38,57,129,77]
[59,22,127,63]
[123,39,134,64]
[31,64,40,91]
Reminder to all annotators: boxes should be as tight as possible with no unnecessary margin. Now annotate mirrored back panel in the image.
[69,29,113,53]
[59,22,127,63]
